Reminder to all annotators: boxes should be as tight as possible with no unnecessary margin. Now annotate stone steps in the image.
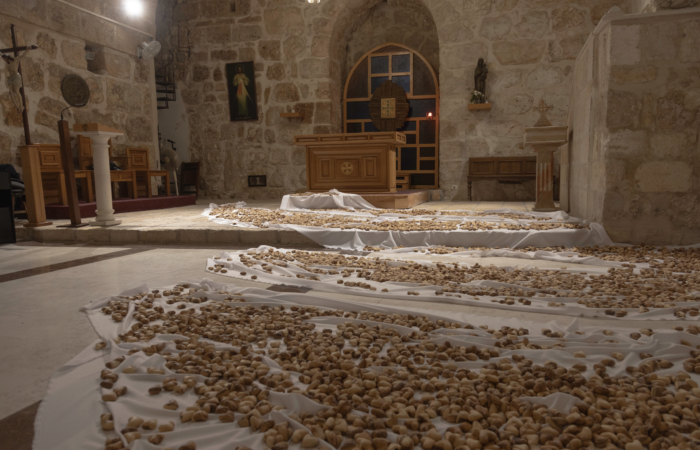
[15,226,322,247]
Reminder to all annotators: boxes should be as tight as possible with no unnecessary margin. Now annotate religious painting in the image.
[226,61,258,121]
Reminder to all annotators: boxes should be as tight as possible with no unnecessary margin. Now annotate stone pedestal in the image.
[523,126,568,212]
[73,123,125,226]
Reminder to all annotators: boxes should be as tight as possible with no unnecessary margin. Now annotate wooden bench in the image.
[467,156,536,201]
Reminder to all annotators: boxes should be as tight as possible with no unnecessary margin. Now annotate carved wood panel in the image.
[307,145,396,193]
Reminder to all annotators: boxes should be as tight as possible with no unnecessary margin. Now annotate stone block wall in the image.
[564,8,700,245]
[155,0,632,200]
[0,0,160,172]
[344,0,439,80]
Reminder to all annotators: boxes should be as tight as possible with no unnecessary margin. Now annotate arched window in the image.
[343,43,439,189]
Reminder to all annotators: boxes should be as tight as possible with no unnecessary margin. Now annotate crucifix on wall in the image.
[1,24,38,145]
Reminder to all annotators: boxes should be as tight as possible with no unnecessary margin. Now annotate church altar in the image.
[294,132,406,193]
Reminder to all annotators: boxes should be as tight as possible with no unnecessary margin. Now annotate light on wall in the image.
[124,0,144,16]
[426,112,435,120]
[307,0,321,3]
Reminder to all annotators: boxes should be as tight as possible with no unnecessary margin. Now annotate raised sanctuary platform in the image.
[16,198,545,246]
[360,189,433,209]
[44,195,197,220]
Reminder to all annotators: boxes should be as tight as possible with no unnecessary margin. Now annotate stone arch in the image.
[320,0,442,132]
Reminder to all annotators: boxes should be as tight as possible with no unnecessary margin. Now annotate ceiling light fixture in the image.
[124,0,144,16]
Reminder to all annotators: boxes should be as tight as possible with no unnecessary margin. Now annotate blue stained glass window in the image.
[401,147,417,171]
[392,54,410,73]
[420,147,436,157]
[397,121,416,132]
[346,101,370,120]
[408,99,436,119]
[393,76,410,93]
[347,123,362,133]
[420,160,436,170]
[419,120,436,144]
[371,56,389,74]
[371,76,389,93]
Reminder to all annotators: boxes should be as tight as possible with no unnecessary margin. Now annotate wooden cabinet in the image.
[295,132,405,193]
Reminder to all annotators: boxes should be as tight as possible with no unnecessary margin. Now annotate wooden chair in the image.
[181,162,200,199]
[77,136,138,199]
[36,144,94,205]
[126,148,170,198]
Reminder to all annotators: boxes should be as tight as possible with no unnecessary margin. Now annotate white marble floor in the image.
[0,242,679,421]
[16,198,548,229]
[0,244,125,275]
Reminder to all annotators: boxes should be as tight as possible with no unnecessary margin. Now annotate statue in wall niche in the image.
[1,45,37,113]
[472,58,488,104]
[655,0,700,8]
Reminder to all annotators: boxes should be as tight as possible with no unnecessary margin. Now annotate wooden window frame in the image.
[343,43,440,189]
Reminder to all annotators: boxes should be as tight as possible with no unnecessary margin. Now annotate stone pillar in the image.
[73,124,125,226]
[532,144,558,212]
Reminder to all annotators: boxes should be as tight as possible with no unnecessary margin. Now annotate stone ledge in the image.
[17,226,324,248]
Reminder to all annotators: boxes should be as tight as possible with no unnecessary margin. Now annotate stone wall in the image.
[156,0,632,200]
[563,9,700,245]
[0,1,159,172]
[344,0,439,81]
[155,0,336,199]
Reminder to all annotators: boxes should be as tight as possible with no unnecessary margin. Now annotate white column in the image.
[81,131,124,226]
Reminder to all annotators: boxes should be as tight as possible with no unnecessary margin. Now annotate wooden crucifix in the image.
[1,24,38,145]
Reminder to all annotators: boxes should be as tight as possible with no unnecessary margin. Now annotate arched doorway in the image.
[343,43,439,190]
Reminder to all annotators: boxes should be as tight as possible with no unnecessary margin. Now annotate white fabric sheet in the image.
[280,189,379,211]
[202,205,614,250]
[206,246,699,321]
[35,279,700,450]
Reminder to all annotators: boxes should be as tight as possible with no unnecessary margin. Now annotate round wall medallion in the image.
[341,162,354,175]
[61,74,91,107]
[369,80,409,132]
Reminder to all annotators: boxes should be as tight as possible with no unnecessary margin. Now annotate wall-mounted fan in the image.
[138,40,161,60]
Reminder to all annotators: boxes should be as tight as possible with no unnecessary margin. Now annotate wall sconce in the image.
[426,112,435,120]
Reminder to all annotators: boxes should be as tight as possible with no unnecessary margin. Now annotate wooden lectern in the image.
[294,132,406,193]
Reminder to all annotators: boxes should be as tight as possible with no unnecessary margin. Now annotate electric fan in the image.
[138,40,161,60]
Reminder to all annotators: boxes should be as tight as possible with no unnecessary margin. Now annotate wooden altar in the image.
[295,132,406,193]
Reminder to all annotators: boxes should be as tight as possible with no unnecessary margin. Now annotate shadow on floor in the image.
[0,401,39,450]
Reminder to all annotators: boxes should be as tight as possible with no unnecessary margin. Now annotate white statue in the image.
[1,45,36,113]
